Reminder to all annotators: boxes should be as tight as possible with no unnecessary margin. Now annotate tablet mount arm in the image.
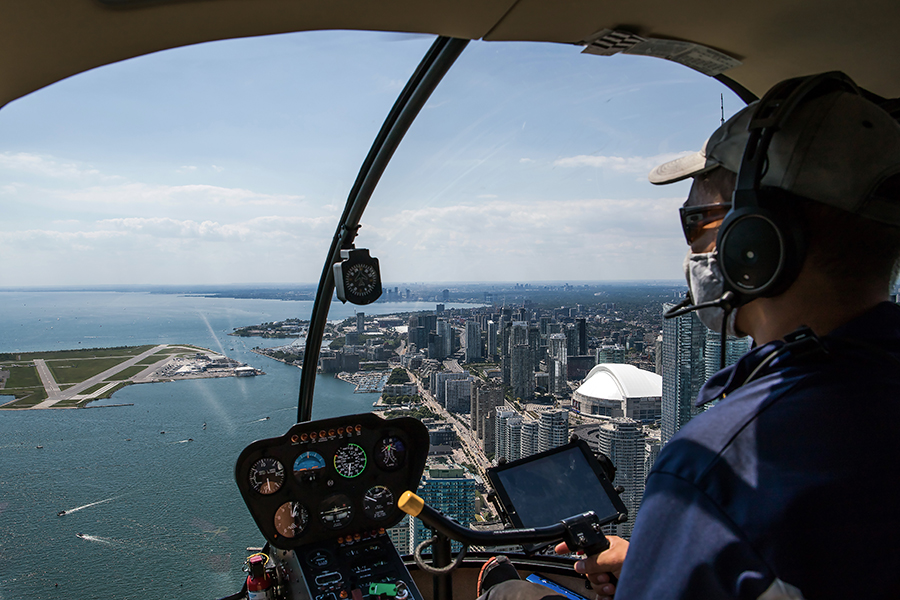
[398,491,617,575]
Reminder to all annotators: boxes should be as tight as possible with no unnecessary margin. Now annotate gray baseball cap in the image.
[649,86,900,225]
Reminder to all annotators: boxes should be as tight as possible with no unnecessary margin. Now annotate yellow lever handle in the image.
[398,490,424,517]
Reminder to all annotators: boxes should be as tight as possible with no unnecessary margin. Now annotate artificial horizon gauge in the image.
[294,451,326,479]
[249,457,285,495]
[334,443,367,478]
[375,436,406,471]
[362,485,395,520]
[320,493,354,529]
[274,501,309,538]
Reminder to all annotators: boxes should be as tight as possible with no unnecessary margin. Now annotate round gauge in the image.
[333,443,367,478]
[274,501,309,538]
[319,494,354,530]
[375,436,407,471]
[249,457,285,495]
[294,451,326,478]
[345,263,379,297]
[362,485,395,520]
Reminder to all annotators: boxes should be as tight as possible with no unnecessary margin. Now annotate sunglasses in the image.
[679,203,732,245]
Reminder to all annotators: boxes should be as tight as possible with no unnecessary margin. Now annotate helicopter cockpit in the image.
[3,2,900,600]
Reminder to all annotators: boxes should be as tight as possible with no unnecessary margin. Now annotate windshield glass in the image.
[0,32,741,599]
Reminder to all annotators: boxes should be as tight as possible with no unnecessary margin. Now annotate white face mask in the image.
[683,251,745,337]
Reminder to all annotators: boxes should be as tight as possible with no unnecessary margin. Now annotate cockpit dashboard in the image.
[235,413,429,550]
[235,413,430,600]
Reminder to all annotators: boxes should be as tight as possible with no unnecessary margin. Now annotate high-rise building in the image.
[510,344,534,401]
[704,333,752,378]
[436,319,452,359]
[412,459,476,551]
[356,312,365,334]
[505,416,524,462]
[472,383,503,438]
[494,409,518,462]
[430,371,469,407]
[596,344,626,364]
[596,418,646,539]
[483,409,497,457]
[520,420,540,459]
[548,333,568,396]
[538,409,569,453]
[464,321,482,363]
[486,320,498,361]
[576,318,587,356]
[387,514,411,554]
[661,303,707,443]
[565,324,579,359]
[445,377,473,413]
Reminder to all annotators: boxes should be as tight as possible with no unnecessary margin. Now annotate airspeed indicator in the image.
[333,443,367,478]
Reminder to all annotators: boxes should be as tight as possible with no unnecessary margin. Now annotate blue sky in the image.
[0,31,742,287]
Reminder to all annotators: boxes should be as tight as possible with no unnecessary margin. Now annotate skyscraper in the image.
[576,317,587,356]
[520,420,540,459]
[660,303,707,443]
[538,409,569,453]
[494,409,517,462]
[704,333,752,378]
[596,418,646,539]
[548,333,568,396]
[412,459,476,552]
[356,312,365,334]
[472,383,503,438]
[445,377,473,413]
[464,320,482,363]
[486,320,498,361]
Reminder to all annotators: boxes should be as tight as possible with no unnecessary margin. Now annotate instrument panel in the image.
[235,413,429,550]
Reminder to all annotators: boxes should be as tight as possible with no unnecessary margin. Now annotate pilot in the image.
[478,72,900,599]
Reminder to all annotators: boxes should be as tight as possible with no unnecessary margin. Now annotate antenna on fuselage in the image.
[721,94,725,125]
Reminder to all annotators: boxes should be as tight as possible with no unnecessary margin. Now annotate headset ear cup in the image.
[718,205,802,298]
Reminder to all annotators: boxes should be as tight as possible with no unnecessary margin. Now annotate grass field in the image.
[0,344,213,409]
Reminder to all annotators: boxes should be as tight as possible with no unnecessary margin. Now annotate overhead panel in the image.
[483,0,900,99]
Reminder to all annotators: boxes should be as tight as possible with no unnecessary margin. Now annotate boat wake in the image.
[76,533,119,545]
[249,417,270,423]
[61,495,121,515]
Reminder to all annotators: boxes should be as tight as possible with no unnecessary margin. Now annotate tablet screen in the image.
[492,444,621,528]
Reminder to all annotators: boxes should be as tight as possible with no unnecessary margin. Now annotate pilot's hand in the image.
[554,536,629,599]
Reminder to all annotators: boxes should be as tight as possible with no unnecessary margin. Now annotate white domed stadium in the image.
[572,363,662,422]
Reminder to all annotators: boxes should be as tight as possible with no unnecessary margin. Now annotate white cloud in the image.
[0,152,104,179]
[553,151,693,174]
[62,182,305,208]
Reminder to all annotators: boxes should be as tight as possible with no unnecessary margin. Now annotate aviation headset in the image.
[716,71,862,306]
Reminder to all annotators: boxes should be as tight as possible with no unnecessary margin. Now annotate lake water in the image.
[0,291,458,600]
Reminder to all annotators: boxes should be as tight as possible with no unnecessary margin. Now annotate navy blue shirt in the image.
[616,302,900,599]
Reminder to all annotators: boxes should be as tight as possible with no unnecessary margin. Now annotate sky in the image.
[0,30,743,287]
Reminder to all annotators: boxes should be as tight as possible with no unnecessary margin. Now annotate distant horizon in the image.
[0,280,687,292]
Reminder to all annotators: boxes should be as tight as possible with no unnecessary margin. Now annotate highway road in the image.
[408,368,492,477]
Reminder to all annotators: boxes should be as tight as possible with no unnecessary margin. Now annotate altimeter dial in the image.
[249,457,284,495]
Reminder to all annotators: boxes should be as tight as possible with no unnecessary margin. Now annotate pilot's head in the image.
[649,72,900,339]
